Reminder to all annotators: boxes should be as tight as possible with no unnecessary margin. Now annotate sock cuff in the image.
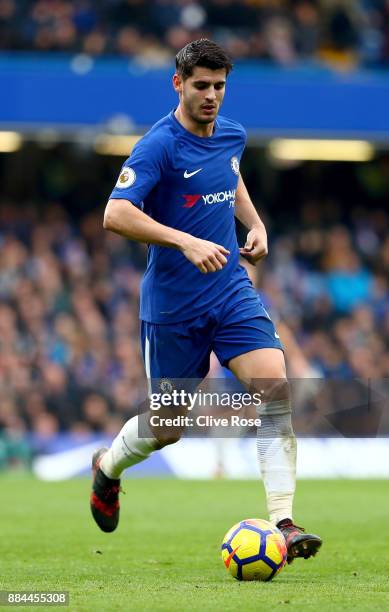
[257,399,292,417]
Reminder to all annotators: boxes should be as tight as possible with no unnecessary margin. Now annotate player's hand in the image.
[239,227,268,265]
[180,235,230,273]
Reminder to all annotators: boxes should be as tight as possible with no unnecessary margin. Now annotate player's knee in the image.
[270,377,290,403]
[251,376,290,404]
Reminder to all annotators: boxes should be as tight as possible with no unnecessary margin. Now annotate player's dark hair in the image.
[175,39,233,79]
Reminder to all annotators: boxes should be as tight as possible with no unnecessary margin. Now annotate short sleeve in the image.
[109,135,165,207]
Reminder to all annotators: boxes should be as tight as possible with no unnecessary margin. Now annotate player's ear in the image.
[173,73,182,94]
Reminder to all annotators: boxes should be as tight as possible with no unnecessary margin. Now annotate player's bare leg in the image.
[228,347,322,563]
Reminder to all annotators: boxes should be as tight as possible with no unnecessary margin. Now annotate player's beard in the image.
[184,96,219,125]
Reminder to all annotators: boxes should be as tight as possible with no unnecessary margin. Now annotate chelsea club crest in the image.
[159,378,174,393]
[231,156,240,175]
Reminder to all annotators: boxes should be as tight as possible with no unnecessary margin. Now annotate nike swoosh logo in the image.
[184,168,202,178]
[275,332,280,339]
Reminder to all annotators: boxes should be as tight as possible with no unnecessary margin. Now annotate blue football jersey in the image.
[109,110,252,323]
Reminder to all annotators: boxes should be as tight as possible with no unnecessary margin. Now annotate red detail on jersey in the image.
[182,194,201,208]
[224,545,241,568]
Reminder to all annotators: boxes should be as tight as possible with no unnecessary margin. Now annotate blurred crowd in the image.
[0,204,147,443]
[0,199,387,444]
[0,146,388,467]
[260,217,389,372]
[1,0,389,68]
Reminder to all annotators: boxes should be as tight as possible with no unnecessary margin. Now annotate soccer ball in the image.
[221,518,287,581]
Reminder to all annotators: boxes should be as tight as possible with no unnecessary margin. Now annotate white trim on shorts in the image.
[144,335,152,396]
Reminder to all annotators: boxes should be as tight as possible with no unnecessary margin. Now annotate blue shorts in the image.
[140,288,283,380]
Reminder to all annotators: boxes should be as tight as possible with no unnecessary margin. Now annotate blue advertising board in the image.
[1,54,389,139]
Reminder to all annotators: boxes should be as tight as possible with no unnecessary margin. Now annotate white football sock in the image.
[100,414,159,479]
[256,399,297,525]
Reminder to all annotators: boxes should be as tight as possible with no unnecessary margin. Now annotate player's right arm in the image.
[104,198,229,274]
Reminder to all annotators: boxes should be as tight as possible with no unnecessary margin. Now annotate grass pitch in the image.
[1,477,389,611]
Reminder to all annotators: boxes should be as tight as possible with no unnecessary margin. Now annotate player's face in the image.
[175,66,226,125]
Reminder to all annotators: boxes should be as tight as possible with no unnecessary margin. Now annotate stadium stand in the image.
[0,0,389,68]
[0,2,388,469]
[0,149,387,450]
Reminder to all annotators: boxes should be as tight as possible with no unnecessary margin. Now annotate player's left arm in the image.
[234,174,268,264]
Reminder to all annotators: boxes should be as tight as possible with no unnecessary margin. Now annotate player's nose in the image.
[205,87,217,101]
